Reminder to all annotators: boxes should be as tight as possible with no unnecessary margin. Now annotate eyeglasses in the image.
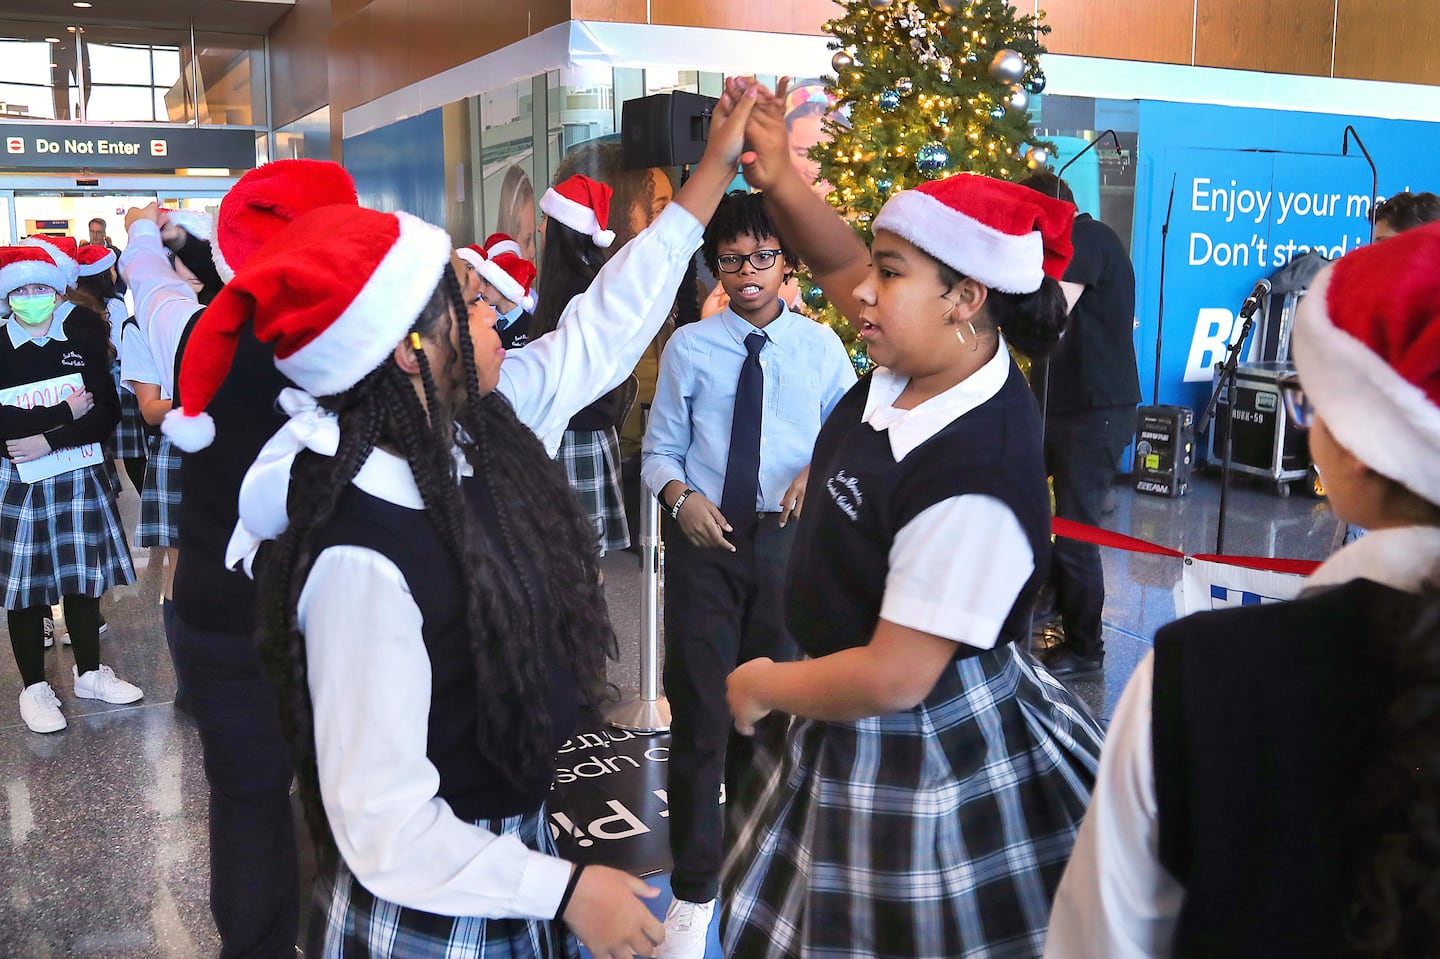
[716,249,783,273]
[1277,373,1314,431]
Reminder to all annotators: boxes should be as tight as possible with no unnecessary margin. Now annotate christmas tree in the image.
[799,0,1052,372]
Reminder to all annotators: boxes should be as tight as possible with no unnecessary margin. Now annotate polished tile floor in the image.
[0,470,1343,956]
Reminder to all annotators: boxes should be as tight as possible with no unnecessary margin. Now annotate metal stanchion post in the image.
[605,416,671,733]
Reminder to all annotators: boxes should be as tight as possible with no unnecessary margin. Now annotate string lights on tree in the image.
[801,0,1052,372]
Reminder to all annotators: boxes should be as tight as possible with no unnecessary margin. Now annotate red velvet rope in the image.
[1050,518,1322,576]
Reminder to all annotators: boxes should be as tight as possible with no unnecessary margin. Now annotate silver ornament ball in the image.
[1025,146,1050,169]
[868,0,894,9]
[937,0,963,12]
[988,49,1026,84]
[895,76,914,96]
[1006,84,1031,113]
[832,50,855,72]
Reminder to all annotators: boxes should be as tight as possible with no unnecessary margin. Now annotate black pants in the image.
[172,613,299,959]
[1044,405,1135,657]
[662,514,797,903]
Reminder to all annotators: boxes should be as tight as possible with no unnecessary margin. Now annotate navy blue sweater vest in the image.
[1152,577,1421,957]
[312,481,578,821]
[785,361,1052,659]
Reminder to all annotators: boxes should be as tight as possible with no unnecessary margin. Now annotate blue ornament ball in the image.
[850,348,875,375]
[916,141,951,177]
[879,89,901,112]
[876,177,893,194]
[1025,73,1047,94]
[988,105,1007,120]
[802,284,827,311]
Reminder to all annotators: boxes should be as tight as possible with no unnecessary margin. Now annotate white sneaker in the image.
[73,665,143,704]
[657,897,714,959]
[43,615,55,649]
[19,682,67,733]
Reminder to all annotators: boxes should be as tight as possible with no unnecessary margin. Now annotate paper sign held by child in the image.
[0,374,103,483]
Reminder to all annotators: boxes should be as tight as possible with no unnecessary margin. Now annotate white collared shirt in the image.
[297,448,573,921]
[864,341,1037,650]
[1043,524,1440,959]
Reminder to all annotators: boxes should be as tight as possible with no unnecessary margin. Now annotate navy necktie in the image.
[720,331,767,526]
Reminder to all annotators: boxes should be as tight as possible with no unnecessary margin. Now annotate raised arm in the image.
[735,78,871,324]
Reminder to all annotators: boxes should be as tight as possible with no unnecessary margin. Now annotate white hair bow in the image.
[224,387,340,577]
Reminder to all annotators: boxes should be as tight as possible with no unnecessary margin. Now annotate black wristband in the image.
[555,863,586,919]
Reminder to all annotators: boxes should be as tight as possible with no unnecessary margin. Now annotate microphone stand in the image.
[1056,129,1123,182]
[1342,126,1377,244]
[1152,173,1177,405]
[1196,307,1259,554]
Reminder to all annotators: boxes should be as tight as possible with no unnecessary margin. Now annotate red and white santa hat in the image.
[162,204,452,452]
[477,250,537,313]
[75,243,117,278]
[872,173,1075,293]
[21,235,81,290]
[210,159,360,284]
[0,245,71,300]
[481,232,523,260]
[539,175,616,248]
[1293,221,1440,506]
[454,243,487,275]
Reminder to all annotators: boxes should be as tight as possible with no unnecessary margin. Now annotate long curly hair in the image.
[1346,583,1440,955]
[258,263,612,861]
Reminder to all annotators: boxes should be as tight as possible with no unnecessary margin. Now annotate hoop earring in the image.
[967,321,978,352]
[954,325,966,347]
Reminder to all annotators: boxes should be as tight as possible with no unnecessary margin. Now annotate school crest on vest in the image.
[825,468,864,520]
[61,350,85,368]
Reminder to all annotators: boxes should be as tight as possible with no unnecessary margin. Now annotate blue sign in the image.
[1131,101,1440,412]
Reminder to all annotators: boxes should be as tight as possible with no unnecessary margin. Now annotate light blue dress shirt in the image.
[642,301,857,512]
[496,303,525,332]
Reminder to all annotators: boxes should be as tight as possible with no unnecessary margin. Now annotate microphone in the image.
[1237,278,1271,321]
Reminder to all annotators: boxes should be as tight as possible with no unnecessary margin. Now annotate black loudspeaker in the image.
[621,91,719,169]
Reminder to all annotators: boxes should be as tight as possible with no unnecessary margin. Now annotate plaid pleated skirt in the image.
[111,387,151,460]
[0,459,136,609]
[555,427,629,556]
[312,804,580,959]
[721,644,1104,959]
[136,433,181,547]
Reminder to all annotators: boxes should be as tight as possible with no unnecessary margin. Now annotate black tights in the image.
[122,456,148,495]
[8,595,101,688]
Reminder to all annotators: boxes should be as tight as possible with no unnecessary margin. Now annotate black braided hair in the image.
[259,263,612,865]
[1346,584,1440,955]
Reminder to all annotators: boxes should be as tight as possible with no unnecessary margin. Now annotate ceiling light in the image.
[45,37,60,43]
[73,2,93,7]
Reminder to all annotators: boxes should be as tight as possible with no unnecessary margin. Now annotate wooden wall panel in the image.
[269,0,332,128]
[571,0,647,23]
[332,0,371,22]
[1196,0,1334,76]
[1334,0,1440,85]
[1041,0,1194,65]
[648,0,833,35]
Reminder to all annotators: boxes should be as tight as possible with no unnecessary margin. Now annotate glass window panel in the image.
[86,85,157,122]
[480,80,538,263]
[151,47,180,88]
[192,33,266,126]
[85,42,154,85]
[0,39,54,85]
[0,82,54,119]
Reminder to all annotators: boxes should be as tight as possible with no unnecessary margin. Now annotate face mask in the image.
[10,294,57,327]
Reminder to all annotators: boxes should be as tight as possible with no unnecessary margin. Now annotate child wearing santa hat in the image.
[1045,224,1440,959]
[717,78,1104,958]
[163,80,763,957]
[0,246,141,734]
[477,235,538,350]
